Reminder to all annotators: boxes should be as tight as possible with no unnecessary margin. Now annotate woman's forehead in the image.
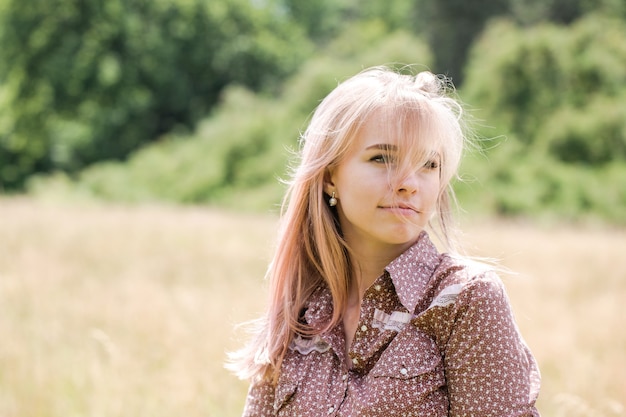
[352,111,439,155]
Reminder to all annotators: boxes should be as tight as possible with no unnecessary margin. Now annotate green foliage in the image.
[536,95,626,164]
[509,0,626,25]
[0,0,310,190]
[29,86,293,210]
[456,147,626,224]
[282,0,415,43]
[413,0,509,84]
[463,15,626,160]
[29,25,433,211]
[412,0,626,86]
[456,14,626,223]
[8,0,626,224]
[281,0,345,42]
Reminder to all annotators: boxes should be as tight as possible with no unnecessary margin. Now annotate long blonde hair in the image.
[228,66,469,383]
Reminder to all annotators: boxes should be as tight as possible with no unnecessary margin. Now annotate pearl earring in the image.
[329,192,337,207]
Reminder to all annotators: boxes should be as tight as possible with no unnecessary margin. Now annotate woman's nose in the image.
[396,172,419,194]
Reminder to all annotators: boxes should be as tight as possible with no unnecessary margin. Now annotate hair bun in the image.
[413,71,443,96]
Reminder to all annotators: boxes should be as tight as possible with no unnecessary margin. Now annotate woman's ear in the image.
[323,169,335,196]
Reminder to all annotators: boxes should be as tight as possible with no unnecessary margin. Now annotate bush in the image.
[455,147,626,224]
[536,95,626,164]
[453,15,626,224]
[29,24,433,211]
[463,15,626,154]
[0,0,310,190]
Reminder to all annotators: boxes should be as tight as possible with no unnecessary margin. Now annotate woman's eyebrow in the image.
[364,143,398,151]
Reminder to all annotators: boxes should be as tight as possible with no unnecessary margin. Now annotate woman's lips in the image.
[379,204,420,215]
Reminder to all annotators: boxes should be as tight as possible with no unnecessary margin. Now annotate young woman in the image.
[229,66,541,416]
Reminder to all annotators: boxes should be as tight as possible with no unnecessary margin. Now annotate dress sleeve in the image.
[444,273,541,416]
[242,379,276,417]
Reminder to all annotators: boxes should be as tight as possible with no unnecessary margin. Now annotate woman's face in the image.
[325,115,441,256]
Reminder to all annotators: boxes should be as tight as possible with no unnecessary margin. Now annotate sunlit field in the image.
[0,198,624,417]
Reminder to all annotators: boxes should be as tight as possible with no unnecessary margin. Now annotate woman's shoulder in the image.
[429,253,508,306]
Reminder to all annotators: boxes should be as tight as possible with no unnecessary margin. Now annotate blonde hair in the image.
[228,66,469,383]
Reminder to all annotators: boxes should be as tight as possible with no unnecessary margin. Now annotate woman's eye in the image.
[424,159,440,170]
[370,154,395,163]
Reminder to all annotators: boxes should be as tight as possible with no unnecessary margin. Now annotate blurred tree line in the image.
[1,0,625,222]
[0,0,310,189]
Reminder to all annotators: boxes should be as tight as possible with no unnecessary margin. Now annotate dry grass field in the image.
[0,197,624,416]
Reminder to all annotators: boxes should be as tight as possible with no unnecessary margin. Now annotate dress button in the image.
[352,357,359,365]
[360,325,367,332]
[400,367,408,376]
[342,373,348,381]
[328,406,335,413]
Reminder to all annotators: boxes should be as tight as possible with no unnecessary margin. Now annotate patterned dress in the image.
[243,232,541,416]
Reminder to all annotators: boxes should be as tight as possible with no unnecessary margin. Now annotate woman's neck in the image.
[347,240,413,300]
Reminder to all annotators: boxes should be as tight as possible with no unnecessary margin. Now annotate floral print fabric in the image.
[243,232,541,416]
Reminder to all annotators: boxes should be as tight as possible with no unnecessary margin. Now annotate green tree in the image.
[0,0,310,190]
[463,15,626,162]
[456,15,626,222]
[509,0,626,25]
[282,0,415,44]
[29,24,434,210]
[281,0,345,42]
[409,0,626,86]
[412,0,510,85]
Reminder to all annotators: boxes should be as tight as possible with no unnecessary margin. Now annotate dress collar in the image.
[384,231,442,314]
[304,231,442,327]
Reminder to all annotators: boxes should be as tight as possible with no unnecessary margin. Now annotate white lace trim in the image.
[427,284,464,309]
[372,309,412,332]
[290,334,331,355]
